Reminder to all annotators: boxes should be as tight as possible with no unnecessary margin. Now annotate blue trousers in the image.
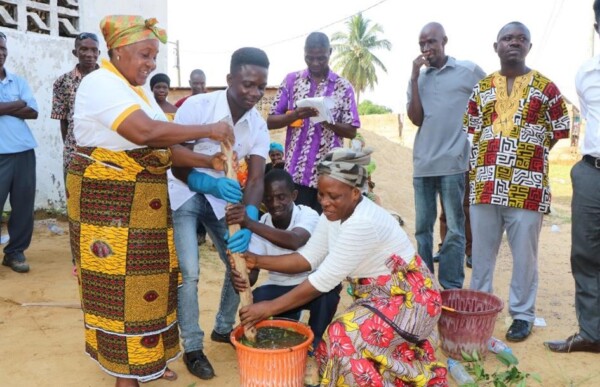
[413,173,466,289]
[173,193,239,353]
[0,150,36,256]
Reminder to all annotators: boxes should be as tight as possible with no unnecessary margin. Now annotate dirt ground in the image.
[1,129,598,386]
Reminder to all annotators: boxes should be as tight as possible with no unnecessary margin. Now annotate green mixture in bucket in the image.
[241,327,307,349]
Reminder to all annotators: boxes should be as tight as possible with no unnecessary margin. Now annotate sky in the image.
[167,0,596,113]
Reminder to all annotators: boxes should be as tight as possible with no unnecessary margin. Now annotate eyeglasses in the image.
[76,32,98,42]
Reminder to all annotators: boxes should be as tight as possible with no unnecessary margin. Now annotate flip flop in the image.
[162,368,178,382]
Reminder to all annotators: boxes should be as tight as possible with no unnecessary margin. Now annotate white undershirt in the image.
[576,56,600,158]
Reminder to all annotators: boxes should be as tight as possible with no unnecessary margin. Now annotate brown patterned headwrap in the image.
[317,147,373,189]
[100,15,167,50]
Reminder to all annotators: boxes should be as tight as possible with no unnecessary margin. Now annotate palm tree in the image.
[331,13,391,104]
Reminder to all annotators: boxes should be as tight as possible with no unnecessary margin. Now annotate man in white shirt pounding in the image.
[168,47,271,380]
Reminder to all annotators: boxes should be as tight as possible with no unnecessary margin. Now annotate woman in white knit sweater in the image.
[235,148,448,387]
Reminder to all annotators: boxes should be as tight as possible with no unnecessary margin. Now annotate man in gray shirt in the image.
[406,22,485,289]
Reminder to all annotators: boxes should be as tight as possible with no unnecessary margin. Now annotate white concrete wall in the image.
[1,0,168,211]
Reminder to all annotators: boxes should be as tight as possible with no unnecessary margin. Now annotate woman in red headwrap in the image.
[67,15,235,386]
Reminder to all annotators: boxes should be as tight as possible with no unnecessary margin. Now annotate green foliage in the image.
[358,100,392,115]
[460,350,541,386]
[331,12,392,104]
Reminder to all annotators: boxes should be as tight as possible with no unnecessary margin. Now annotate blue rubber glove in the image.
[246,205,259,221]
[187,170,242,203]
[226,206,258,253]
[226,228,252,253]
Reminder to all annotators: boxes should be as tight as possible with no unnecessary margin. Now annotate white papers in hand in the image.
[296,97,335,124]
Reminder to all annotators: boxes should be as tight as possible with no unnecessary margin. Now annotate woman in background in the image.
[265,141,284,174]
[150,72,177,121]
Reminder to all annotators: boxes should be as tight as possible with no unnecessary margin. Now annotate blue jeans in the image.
[173,193,240,353]
[253,283,342,349]
[413,173,466,289]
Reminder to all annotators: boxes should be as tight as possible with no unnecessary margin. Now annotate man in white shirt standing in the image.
[544,0,600,354]
[168,47,270,380]
[227,169,340,350]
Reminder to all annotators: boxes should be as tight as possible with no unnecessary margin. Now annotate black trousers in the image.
[570,160,600,342]
[0,149,36,256]
[294,183,322,214]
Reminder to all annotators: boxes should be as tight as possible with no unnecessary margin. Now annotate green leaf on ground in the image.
[496,350,519,366]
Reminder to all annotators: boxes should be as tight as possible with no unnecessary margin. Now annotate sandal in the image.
[162,368,178,382]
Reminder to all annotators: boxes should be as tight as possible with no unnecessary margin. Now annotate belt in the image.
[583,155,600,169]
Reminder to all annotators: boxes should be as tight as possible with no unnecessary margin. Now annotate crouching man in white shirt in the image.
[227,169,341,350]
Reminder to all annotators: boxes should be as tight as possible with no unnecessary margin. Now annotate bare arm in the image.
[407,55,428,127]
[245,250,311,274]
[242,155,266,208]
[170,144,227,170]
[266,107,317,129]
[171,165,192,184]
[322,122,357,139]
[171,143,194,182]
[0,100,26,116]
[9,106,38,120]
[226,204,311,250]
[59,119,68,141]
[267,113,295,130]
[239,280,321,327]
[249,222,310,251]
[117,109,234,148]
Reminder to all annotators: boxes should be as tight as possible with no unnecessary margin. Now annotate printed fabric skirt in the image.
[315,255,448,387]
[66,146,181,382]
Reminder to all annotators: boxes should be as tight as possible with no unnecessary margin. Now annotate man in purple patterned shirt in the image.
[268,32,360,213]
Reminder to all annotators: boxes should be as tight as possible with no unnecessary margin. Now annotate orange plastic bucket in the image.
[438,289,504,359]
[231,319,314,387]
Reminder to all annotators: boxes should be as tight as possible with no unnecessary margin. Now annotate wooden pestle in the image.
[221,141,257,342]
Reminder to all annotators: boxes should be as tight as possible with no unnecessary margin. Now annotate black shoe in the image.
[183,350,215,380]
[433,251,441,263]
[466,255,472,268]
[2,253,30,273]
[506,319,533,342]
[211,329,233,345]
[544,333,600,353]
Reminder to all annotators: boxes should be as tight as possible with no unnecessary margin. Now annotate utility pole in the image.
[168,40,181,87]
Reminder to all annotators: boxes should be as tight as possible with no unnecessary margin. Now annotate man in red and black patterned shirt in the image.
[51,32,99,177]
[463,22,570,343]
